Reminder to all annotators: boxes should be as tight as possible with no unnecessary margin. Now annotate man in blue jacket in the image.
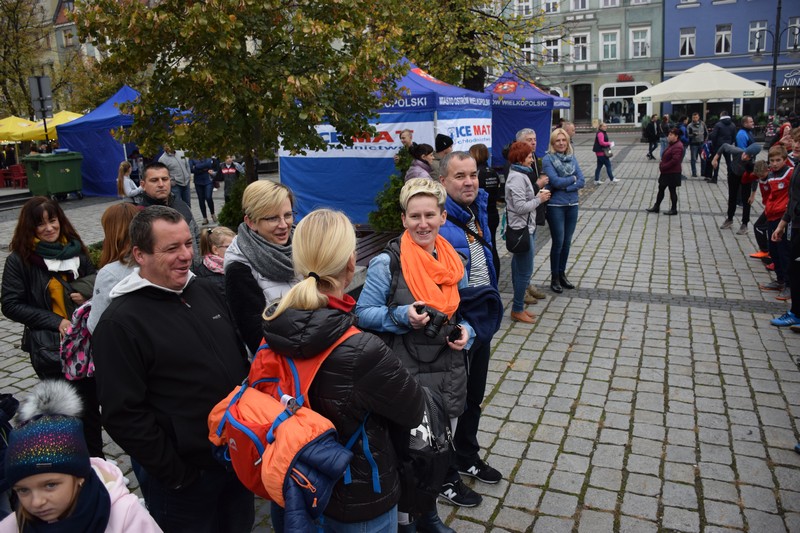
[437,152,502,509]
[736,116,755,149]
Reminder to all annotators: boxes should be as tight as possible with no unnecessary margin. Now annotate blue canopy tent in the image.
[57,85,140,197]
[279,60,492,224]
[486,71,570,165]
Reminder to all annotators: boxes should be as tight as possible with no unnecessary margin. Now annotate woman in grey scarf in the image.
[224,181,298,353]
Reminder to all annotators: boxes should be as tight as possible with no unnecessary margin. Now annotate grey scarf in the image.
[547,152,576,177]
[235,222,294,282]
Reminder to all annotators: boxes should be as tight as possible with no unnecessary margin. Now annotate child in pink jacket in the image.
[0,381,162,533]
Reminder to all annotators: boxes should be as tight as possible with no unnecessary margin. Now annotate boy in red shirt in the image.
[759,145,793,300]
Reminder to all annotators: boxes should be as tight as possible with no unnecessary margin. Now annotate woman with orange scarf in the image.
[356,178,474,533]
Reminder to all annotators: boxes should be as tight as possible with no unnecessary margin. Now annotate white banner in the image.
[279,113,435,160]
[437,115,492,153]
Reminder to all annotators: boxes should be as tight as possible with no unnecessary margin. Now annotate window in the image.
[679,27,695,57]
[630,27,650,58]
[571,34,589,62]
[631,0,649,3]
[521,39,535,64]
[572,0,587,10]
[715,24,732,54]
[749,21,767,52]
[788,17,800,50]
[600,31,619,60]
[543,0,558,13]
[62,30,75,48]
[602,0,619,6]
[543,37,560,63]
[516,0,533,17]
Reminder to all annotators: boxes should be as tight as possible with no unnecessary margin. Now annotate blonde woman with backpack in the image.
[262,209,425,533]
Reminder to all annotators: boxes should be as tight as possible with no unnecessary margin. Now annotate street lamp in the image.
[752,0,800,118]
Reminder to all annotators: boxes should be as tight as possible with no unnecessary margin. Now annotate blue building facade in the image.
[664,0,800,121]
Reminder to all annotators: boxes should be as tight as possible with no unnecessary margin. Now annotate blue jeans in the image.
[135,463,255,533]
[689,144,701,176]
[172,182,192,207]
[322,505,397,533]
[510,230,535,312]
[546,204,578,277]
[195,181,215,219]
[659,137,668,156]
[594,156,615,182]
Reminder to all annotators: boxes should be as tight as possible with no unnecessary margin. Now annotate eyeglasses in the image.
[259,212,296,227]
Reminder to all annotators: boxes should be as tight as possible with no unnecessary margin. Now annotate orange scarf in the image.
[399,230,463,318]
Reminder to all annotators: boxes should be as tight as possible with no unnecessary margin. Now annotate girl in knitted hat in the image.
[1,381,161,532]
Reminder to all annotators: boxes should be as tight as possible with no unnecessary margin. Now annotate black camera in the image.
[414,304,449,338]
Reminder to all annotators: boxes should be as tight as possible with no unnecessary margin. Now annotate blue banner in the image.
[280,156,396,224]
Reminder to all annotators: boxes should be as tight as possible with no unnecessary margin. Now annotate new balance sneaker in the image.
[771,311,800,327]
[458,458,502,484]
[439,478,482,507]
[777,287,791,301]
[760,281,784,291]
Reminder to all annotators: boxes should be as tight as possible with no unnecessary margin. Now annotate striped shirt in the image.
[466,217,492,288]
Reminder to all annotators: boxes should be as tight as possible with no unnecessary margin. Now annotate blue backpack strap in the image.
[216,379,250,437]
[342,412,381,493]
[264,359,305,444]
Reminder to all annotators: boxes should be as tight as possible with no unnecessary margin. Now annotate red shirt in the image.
[760,165,793,221]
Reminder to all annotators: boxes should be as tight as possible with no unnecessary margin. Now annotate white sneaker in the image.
[610,178,621,183]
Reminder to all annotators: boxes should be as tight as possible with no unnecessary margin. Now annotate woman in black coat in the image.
[0,196,103,457]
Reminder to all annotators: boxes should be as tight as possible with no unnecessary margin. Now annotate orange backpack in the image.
[208,326,376,509]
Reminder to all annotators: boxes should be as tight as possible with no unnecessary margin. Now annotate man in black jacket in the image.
[93,206,253,533]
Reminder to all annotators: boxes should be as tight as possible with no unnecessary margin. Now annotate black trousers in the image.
[754,212,770,252]
[453,339,492,466]
[72,377,105,459]
[726,175,752,224]
[653,183,678,211]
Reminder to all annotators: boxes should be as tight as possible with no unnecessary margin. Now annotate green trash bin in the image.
[22,152,84,199]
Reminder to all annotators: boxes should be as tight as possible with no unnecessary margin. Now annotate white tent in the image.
[633,62,769,117]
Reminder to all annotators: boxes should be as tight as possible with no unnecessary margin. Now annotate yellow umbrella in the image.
[0,116,35,142]
[8,111,83,142]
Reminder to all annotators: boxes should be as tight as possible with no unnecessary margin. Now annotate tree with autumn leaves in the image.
[72,0,553,184]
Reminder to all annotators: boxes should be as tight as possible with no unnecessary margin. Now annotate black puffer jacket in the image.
[1,251,95,376]
[262,303,425,523]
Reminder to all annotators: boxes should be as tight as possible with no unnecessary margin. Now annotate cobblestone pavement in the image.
[1,133,799,532]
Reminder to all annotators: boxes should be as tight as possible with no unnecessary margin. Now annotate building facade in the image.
[664,0,800,120]
[516,0,664,126]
